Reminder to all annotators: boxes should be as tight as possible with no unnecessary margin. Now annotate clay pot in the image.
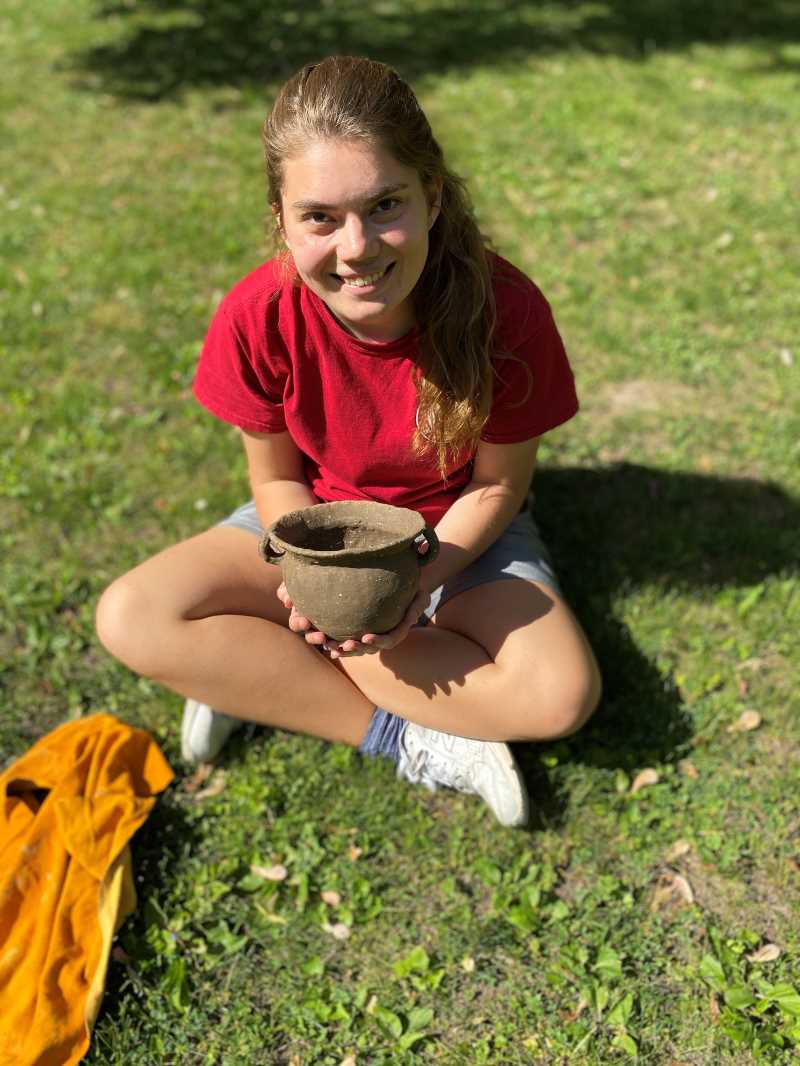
[259,501,439,641]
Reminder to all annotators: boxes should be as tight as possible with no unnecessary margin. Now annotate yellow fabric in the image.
[0,714,173,1066]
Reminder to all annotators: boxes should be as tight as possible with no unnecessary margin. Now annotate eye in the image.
[373,197,402,215]
[303,211,332,225]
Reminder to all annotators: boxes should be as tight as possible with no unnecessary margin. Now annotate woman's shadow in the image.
[515,461,799,825]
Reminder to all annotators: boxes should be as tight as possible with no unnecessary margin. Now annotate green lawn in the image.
[1,1,799,1062]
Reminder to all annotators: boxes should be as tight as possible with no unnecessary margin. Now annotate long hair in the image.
[262,56,496,475]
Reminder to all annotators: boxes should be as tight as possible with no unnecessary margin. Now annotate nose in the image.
[341,213,380,262]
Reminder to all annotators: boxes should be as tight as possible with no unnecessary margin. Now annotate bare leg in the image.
[96,528,600,745]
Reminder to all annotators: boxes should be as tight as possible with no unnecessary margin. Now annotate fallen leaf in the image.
[560,995,589,1023]
[728,709,762,733]
[670,875,694,903]
[678,759,699,780]
[339,1057,357,1066]
[709,992,720,1023]
[650,873,694,912]
[630,768,659,794]
[111,946,129,963]
[183,763,214,793]
[747,943,782,964]
[251,863,288,881]
[324,922,351,940]
[193,770,227,801]
[347,844,363,861]
[737,676,750,698]
[665,840,692,862]
[461,956,475,973]
[321,890,342,906]
[365,995,378,1015]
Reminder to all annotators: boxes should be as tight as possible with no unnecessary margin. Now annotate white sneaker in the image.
[397,722,529,827]
[181,699,244,763]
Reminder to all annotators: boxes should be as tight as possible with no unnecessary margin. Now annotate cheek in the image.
[288,234,332,275]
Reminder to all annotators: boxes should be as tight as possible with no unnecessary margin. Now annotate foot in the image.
[181,699,244,763]
[397,722,529,827]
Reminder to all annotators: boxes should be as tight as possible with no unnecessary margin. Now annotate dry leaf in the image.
[339,1057,357,1066]
[289,1056,302,1066]
[365,995,378,1015]
[650,873,694,912]
[737,676,750,698]
[747,943,782,964]
[709,992,720,1023]
[560,996,589,1023]
[111,946,129,963]
[324,922,351,940]
[347,844,363,861]
[250,863,288,881]
[321,890,342,906]
[665,839,692,862]
[728,710,762,733]
[193,770,227,801]
[678,759,699,780]
[670,874,694,903]
[630,768,659,794]
[183,763,214,793]
[462,956,476,973]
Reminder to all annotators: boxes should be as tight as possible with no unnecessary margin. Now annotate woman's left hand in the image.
[278,582,431,659]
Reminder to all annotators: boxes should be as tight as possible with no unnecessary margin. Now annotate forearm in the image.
[253,479,319,529]
[420,479,525,593]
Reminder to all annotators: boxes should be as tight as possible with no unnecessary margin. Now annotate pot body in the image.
[280,551,419,640]
[260,501,439,641]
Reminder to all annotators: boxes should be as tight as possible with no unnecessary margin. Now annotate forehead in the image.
[282,138,423,209]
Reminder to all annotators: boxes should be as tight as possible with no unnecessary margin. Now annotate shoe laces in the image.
[397,746,474,795]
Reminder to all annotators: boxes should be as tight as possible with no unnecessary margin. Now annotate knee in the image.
[95,576,163,678]
[513,658,602,742]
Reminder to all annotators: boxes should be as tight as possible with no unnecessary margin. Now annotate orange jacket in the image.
[0,714,173,1066]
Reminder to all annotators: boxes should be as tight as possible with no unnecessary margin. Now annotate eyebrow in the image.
[290,183,409,213]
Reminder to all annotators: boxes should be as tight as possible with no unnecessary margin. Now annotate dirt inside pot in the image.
[283,521,391,553]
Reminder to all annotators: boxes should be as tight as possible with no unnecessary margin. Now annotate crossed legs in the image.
[95,526,601,745]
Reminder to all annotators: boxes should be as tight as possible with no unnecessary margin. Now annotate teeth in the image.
[339,268,386,288]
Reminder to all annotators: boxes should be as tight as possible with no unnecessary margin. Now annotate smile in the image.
[335,263,394,288]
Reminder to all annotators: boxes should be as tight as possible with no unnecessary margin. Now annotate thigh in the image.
[113,526,289,625]
[432,576,601,732]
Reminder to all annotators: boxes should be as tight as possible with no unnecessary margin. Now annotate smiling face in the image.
[277,138,440,342]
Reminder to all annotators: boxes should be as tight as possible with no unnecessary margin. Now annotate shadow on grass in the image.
[74,0,800,102]
[515,461,799,825]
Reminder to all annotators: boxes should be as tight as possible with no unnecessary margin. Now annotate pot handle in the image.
[259,532,285,565]
[414,525,440,567]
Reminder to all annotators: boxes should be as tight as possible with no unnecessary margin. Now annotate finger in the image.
[289,612,311,632]
[304,630,327,646]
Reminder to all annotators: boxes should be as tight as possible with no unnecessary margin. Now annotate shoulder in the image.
[215,255,299,326]
[489,252,555,349]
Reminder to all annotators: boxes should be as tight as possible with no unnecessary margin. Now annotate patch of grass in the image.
[2,0,799,1062]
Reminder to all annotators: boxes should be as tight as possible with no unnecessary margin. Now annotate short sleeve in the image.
[192,302,288,434]
[480,295,578,444]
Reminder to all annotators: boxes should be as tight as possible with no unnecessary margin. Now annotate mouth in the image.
[333,262,395,290]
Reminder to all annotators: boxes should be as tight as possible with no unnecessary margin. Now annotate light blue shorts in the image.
[219,501,561,622]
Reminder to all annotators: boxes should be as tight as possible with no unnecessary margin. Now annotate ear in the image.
[271,201,288,245]
[427,178,443,229]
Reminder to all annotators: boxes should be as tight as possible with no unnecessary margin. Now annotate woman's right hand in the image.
[275,581,429,658]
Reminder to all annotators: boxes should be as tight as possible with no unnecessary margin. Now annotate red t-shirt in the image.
[193,253,578,526]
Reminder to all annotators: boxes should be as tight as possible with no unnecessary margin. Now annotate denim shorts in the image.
[219,500,561,621]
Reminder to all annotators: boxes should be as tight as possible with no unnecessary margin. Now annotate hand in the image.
[275,582,431,659]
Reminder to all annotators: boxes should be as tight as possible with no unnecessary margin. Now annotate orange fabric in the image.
[0,714,173,1066]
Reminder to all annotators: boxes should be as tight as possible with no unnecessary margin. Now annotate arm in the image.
[327,436,540,658]
[419,436,541,594]
[240,428,318,527]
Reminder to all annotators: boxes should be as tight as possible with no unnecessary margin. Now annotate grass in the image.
[2,0,800,1062]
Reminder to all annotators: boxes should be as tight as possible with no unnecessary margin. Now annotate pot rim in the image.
[265,500,427,561]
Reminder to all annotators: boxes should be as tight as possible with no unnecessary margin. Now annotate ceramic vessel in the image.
[260,501,439,640]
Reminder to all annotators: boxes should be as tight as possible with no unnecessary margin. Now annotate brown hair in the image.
[262,55,496,475]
